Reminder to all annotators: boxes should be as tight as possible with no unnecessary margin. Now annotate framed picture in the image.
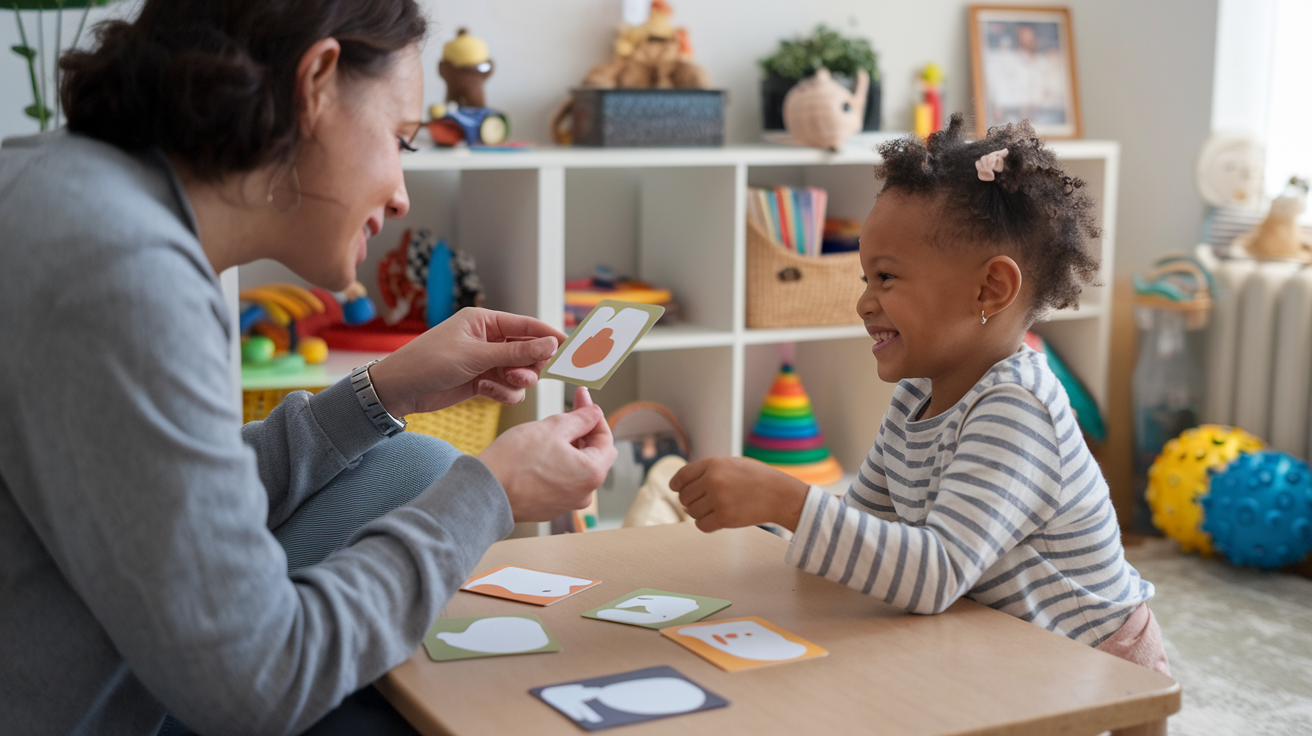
[969,6,1082,139]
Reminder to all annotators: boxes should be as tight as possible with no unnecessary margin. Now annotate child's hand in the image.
[669,457,810,533]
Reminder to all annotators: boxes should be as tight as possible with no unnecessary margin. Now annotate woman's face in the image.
[278,44,424,290]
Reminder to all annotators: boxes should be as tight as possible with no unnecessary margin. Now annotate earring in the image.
[981,310,988,325]
[267,166,301,213]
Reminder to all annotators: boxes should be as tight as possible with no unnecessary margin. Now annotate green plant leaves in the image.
[10,43,36,59]
[24,103,51,120]
[759,25,879,82]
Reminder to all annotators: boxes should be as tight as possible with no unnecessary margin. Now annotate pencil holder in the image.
[745,218,865,328]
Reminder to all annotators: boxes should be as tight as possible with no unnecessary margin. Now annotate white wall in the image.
[1,0,1217,278]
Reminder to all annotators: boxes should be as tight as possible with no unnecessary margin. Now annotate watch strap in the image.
[351,360,407,437]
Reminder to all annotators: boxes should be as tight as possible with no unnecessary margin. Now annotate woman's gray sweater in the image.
[0,132,513,736]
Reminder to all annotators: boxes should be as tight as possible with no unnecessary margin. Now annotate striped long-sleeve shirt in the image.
[785,346,1154,646]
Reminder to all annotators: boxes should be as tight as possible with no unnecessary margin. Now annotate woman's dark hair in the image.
[874,113,1101,321]
[60,0,426,181]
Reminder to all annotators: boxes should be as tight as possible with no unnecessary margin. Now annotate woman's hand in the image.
[478,387,617,523]
[670,457,810,533]
[369,308,566,417]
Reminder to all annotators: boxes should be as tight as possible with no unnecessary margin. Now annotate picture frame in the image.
[969,6,1082,139]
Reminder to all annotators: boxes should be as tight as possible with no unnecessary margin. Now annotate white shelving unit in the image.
[234,139,1119,530]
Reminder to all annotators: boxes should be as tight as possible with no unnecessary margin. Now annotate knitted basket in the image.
[745,218,865,328]
[243,388,501,455]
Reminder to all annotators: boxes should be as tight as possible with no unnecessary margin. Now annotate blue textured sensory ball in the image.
[1200,450,1312,569]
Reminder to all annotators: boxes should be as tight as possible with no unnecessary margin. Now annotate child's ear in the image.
[978,255,1023,319]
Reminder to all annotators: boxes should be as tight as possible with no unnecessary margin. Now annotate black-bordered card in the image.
[531,665,728,731]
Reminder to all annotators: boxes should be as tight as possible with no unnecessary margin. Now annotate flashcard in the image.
[423,615,562,662]
[660,616,828,672]
[531,665,728,731]
[461,565,601,606]
[543,300,665,390]
[582,589,731,630]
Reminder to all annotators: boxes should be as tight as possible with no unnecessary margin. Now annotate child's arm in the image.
[676,384,1066,615]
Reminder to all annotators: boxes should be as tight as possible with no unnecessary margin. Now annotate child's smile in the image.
[855,191,1025,418]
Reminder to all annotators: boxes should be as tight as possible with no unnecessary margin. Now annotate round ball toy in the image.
[1201,450,1312,569]
[1145,424,1264,555]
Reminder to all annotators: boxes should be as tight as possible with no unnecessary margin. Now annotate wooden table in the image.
[378,523,1180,736]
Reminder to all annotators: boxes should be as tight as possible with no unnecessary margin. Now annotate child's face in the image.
[856,193,990,385]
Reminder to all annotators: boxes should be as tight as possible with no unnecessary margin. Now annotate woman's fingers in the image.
[480,309,569,344]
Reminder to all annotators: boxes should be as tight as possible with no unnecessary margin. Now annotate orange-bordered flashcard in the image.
[461,565,602,606]
[659,616,828,672]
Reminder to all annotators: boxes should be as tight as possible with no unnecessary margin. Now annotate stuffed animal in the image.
[438,28,494,109]
[581,1,710,90]
[782,68,869,151]
[1237,177,1312,263]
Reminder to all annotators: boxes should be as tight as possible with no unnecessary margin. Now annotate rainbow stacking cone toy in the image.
[744,364,843,485]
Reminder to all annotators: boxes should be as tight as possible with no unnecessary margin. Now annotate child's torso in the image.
[862,347,1153,645]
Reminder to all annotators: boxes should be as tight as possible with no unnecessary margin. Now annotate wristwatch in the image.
[351,360,408,437]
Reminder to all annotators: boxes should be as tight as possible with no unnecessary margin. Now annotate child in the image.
[671,114,1168,675]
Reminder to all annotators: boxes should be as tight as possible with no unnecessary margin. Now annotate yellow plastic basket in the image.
[243,389,501,455]
[404,396,502,455]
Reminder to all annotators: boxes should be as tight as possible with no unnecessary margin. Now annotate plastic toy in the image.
[781,68,869,152]
[428,104,510,147]
[239,282,377,375]
[1201,450,1312,569]
[913,63,943,138]
[438,28,493,108]
[564,265,675,329]
[1145,424,1264,555]
[743,363,843,486]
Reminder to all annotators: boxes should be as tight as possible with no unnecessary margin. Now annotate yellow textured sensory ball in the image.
[1145,424,1264,555]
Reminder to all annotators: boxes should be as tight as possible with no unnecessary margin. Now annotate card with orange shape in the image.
[461,565,602,606]
[659,616,828,672]
[544,300,665,390]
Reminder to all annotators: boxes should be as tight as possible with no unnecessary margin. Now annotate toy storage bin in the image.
[745,218,864,328]
[243,388,501,455]
[404,396,502,455]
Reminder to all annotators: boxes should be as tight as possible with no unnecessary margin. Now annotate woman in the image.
[0,2,615,735]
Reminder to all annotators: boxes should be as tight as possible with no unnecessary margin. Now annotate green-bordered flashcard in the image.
[543,300,665,390]
[582,589,731,630]
[423,614,562,662]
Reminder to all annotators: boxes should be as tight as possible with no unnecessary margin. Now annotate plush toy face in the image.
[1196,133,1264,208]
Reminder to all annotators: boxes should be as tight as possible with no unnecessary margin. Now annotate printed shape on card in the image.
[423,615,562,662]
[531,665,728,731]
[660,616,828,672]
[461,565,601,606]
[582,589,731,630]
[543,300,664,390]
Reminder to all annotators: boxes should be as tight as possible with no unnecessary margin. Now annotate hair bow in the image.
[976,148,1009,182]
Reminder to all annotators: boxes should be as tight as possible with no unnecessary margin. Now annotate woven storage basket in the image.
[745,218,864,328]
[244,388,501,455]
[404,396,502,455]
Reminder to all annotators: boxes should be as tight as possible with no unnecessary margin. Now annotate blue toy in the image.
[1201,450,1312,569]
[428,105,510,147]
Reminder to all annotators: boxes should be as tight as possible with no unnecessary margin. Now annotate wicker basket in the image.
[243,388,501,455]
[404,396,502,455]
[243,387,329,423]
[745,218,865,328]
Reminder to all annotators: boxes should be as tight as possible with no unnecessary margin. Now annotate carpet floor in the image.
[1124,539,1312,735]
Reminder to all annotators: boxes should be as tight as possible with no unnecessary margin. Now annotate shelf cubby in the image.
[230,141,1119,536]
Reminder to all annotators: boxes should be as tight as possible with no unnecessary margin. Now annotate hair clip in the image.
[976,148,1009,182]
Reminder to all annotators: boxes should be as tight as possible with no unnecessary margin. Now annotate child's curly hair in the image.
[874,113,1101,322]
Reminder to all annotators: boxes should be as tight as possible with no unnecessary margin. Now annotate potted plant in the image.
[9,0,123,131]
[759,25,880,133]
